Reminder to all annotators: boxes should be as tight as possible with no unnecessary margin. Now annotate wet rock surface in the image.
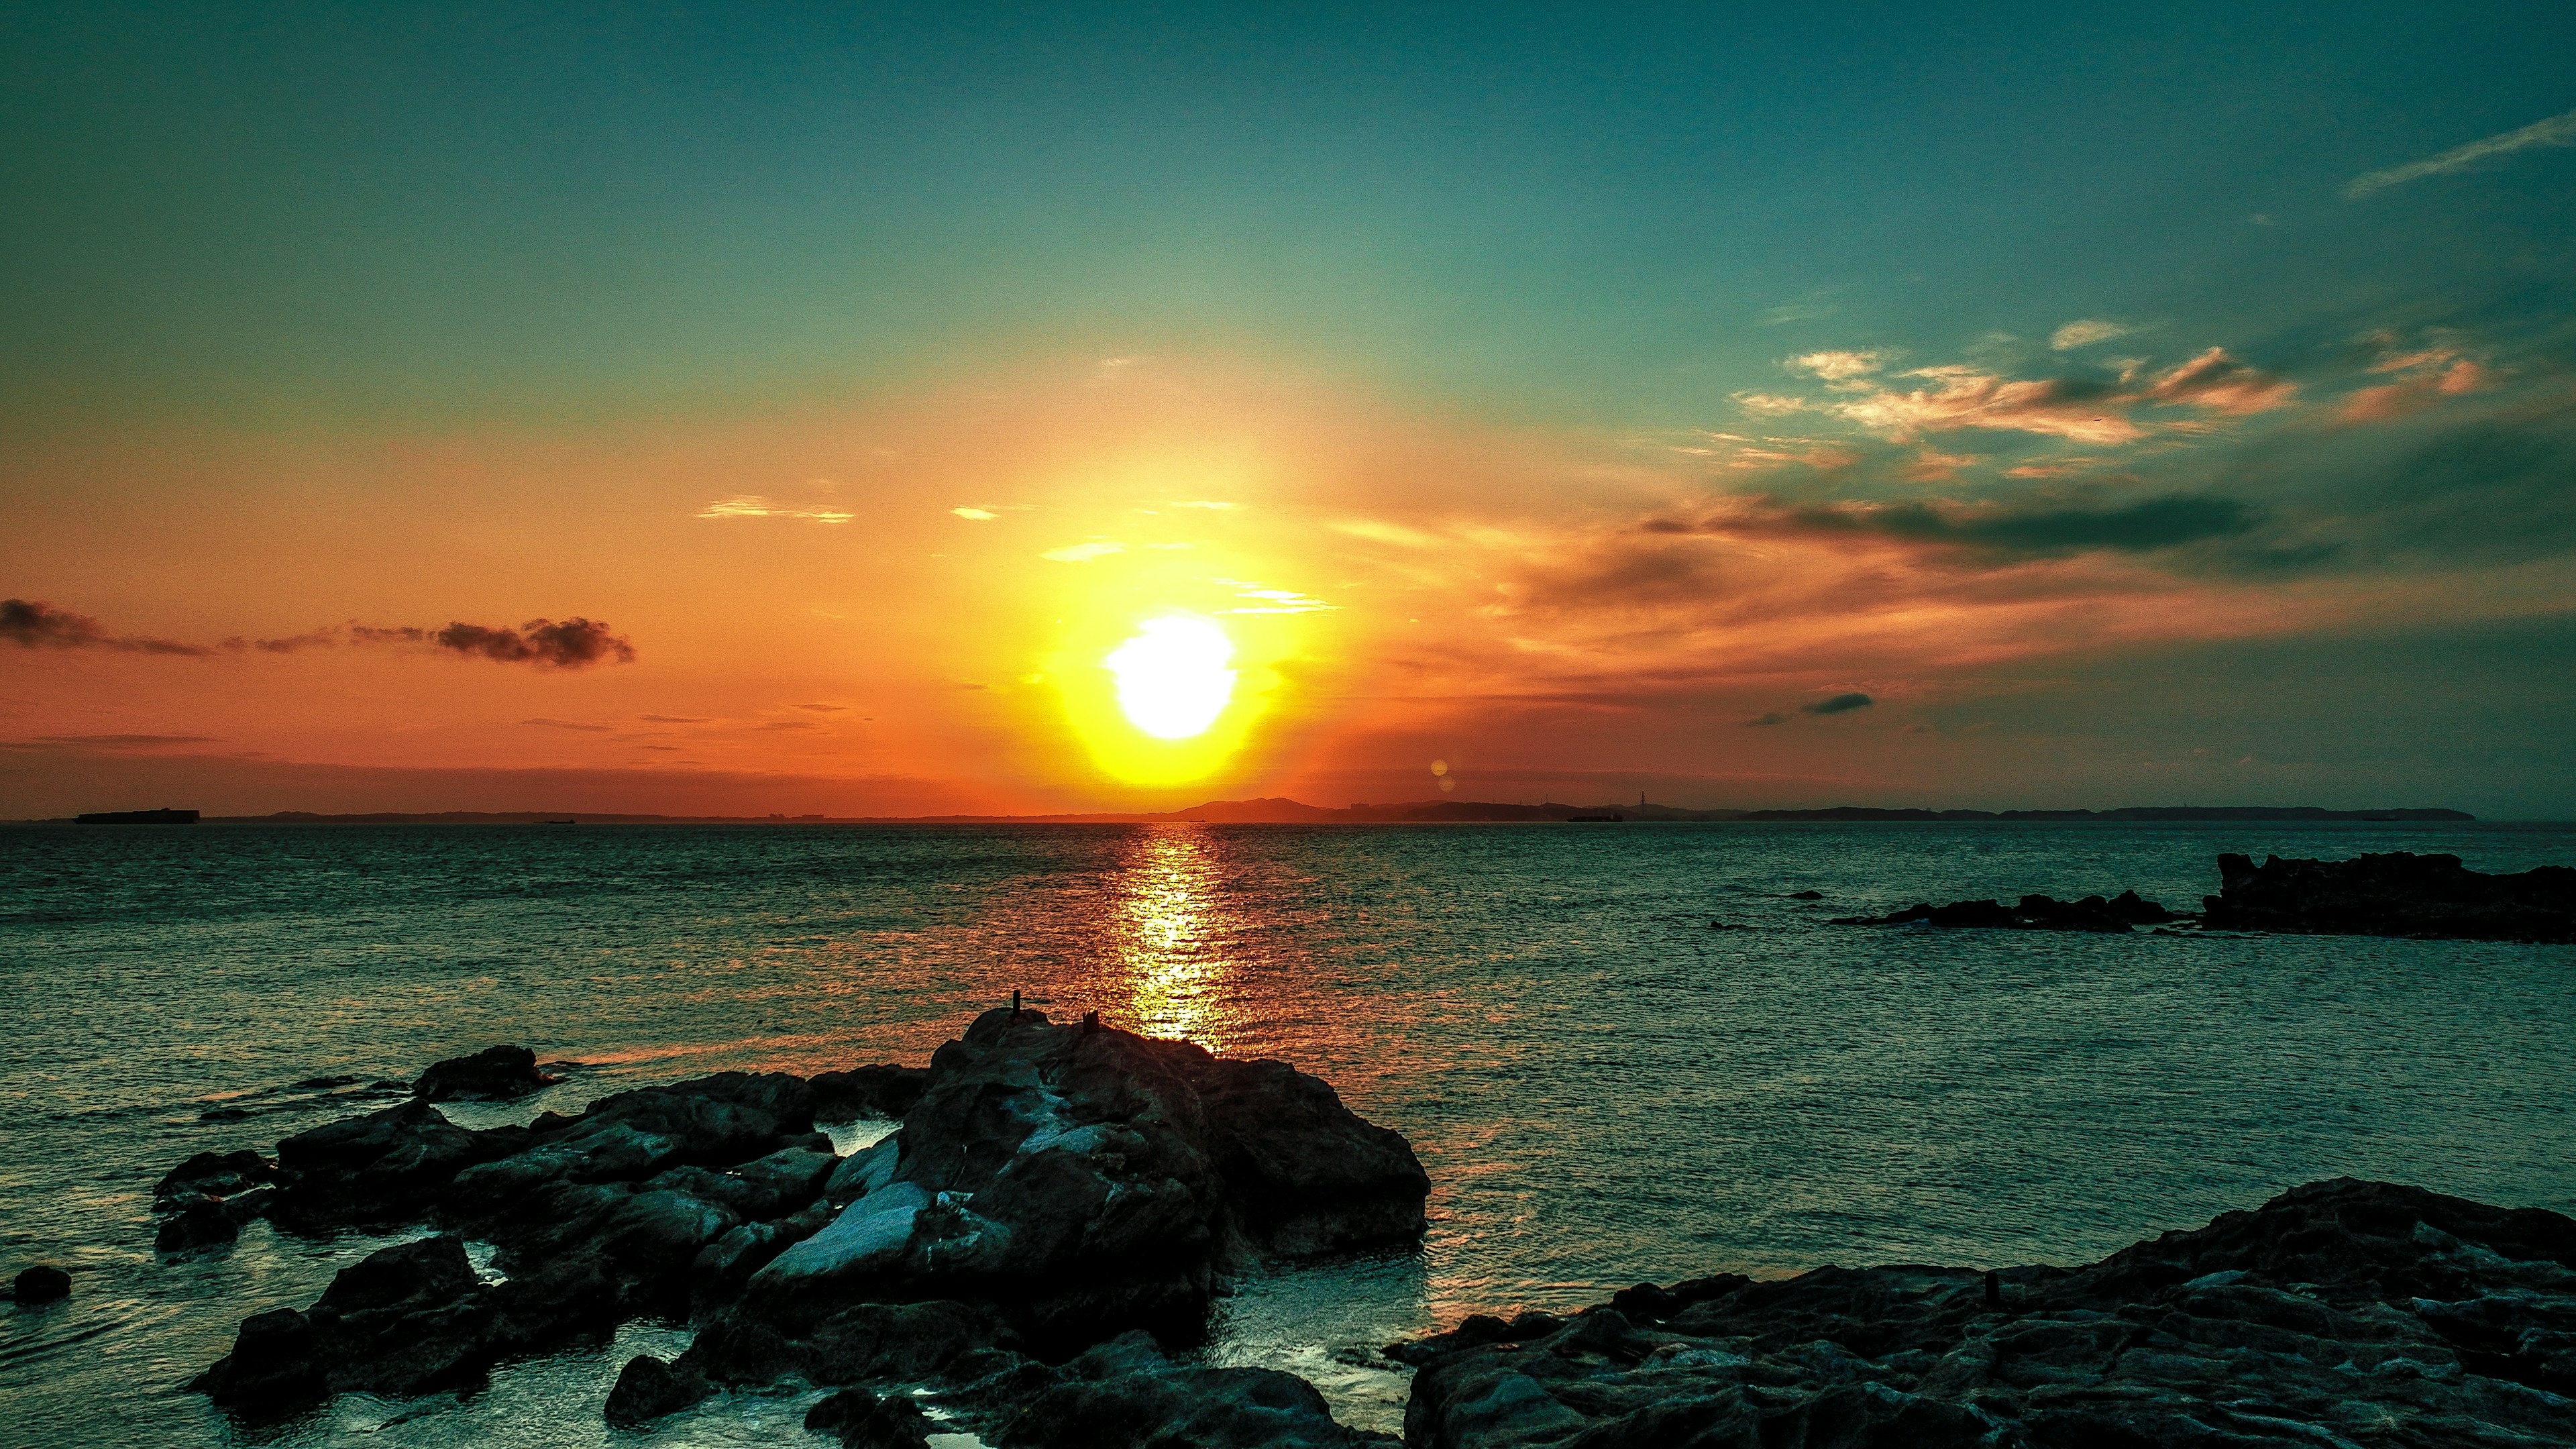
[174,1010,1427,1426]
[2203,851,2576,941]
[413,1044,561,1102]
[810,1063,930,1122]
[1402,1177,2576,1448]
[1835,889,2186,932]
[943,1330,1401,1447]
[745,1008,1429,1345]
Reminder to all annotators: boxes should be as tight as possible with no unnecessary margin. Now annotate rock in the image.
[11,1264,71,1303]
[732,1145,841,1216]
[804,1385,933,1447]
[1784,889,1825,900]
[413,1045,560,1102]
[1833,890,2186,932]
[155,1196,241,1251]
[809,1064,930,1122]
[602,1352,709,1426]
[749,1009,1426,1346]
[443,1072,816,1218]
[156,1149,276,1203]
[1401,1178,2576,1448]
[268,1099,511,1228]
[968,1331,1399,1447]
[2203,851,2576,941]
[692,1201,834,1313]
[195,1235,495,1413]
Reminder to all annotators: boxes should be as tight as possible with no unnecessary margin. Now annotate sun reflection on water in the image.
[1108,825,1240,1052]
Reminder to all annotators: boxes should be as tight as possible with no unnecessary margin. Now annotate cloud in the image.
[1803,692,1874,715]
[1040,541,1126,562]
[2051,319,2136,350]
[696,496,854,523]
[522,718,613,732]
[1788,350,1884,380]
[1733,393,1811,417]
[1743,712,1791,727]
[1212,579,1338,616]
[239,629,338,653]
[2345,107,2576,199]
[761,720,820,730]
[1676,492,2263,558]
[1833,372,2144,444]
[639,714,710,723]
[950,506,999,521]
[798,702,849,712]
[2,598,211,655]
[354,619,636,667]
[2146,348,2297,415]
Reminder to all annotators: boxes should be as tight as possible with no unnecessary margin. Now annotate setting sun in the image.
[1107,616,1236,739]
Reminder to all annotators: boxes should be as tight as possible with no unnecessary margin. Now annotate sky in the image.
[5,1,2574,818]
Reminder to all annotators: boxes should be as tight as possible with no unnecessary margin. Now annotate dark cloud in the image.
[639,714,710,724]
[3,598,211,655]
[426,619,637,667]
[522,718,613,732]
[799,703,849,712]
[1743,712,1792,727]
[1656,493,2261,558]
[1804,692,1874,715]
[762,720,821,730]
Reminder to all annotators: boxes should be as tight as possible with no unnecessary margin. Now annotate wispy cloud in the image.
[950,506,999,521]
[3,598,211,655]
[522,717,612,731]
[2051,319,2136,350]
[1212,579,1338,615]
[696,496,853,523]
[353,619,637,668]
[2345,107,2576,199]
[2147,348,2298,415]
[1040,541,1126,562]
[1787,350,1884,380]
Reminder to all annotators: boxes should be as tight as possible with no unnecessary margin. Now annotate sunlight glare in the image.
[1106,616,1236,739]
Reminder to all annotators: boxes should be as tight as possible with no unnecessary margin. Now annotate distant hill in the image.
[36,800,2471,826]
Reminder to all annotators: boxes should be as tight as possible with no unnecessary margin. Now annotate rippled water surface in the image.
[5,821,2574,1446]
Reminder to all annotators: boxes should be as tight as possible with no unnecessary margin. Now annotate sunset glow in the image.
[1107,616,1236,741]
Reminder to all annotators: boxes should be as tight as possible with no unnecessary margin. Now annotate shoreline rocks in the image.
[178,1011,1428,1423]
[1401,1177,2576,1448]
[2204,851,2576,942]
[11,1264,72,1303]
[1834,890,2186,932]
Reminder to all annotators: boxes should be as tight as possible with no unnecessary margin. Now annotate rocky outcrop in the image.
[744,1008,1428,1345]
[948,1331,1401,1447]
[182,1018,1424,1425]
[2204,851,2576,941]
[1402,1178,2576,1448]
[413,1045,560,1102]
[602,1352,710,1426]
[1835,890,2185,932]
[11,1265,72,1303]
[810,1064,930,1122]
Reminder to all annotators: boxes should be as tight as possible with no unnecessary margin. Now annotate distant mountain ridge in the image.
[29,800,2478,824]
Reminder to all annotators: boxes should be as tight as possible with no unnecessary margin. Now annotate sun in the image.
[1106,616,1236,739]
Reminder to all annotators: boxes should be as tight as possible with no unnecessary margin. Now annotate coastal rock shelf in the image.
[177,1007,1430,1429]
[1832,850,2576,941]
[1400,1178,2576,1448]
[2203,851,2576,943]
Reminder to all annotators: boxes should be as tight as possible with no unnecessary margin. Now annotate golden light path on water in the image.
[1107,824,1239,1051]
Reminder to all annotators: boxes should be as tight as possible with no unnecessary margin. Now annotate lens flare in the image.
[1106,616,1236,739]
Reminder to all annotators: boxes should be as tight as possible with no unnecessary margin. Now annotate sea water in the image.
[3,820,2573,1446]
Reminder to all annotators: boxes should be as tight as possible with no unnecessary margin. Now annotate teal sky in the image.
[7,2,2571,429]
[6,3,2576,818]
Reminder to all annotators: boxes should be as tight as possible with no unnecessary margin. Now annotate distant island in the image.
[32,800,2477,825]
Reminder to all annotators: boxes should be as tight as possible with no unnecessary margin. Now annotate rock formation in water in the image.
[181,1008,1428,1426]
[11,1264,72,1303]
[1833,890,2186,932]
[1399,1177,2576,1448]
[412,1044,563,1102]
[2202,851,2576,942]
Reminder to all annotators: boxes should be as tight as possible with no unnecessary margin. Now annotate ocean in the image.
[3,820,2573,1446]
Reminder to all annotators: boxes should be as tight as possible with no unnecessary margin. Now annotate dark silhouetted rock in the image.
[809,1064,929,1122]
[804,1385,933,1447]
[1835,890,2186,932]
[413,1045,559,1102]
[1401,1178,2576,1448]
[602,1352,709,1426]
[1784,889,1825,900]
[195,1235,494,1414]
[155,1196,241,1251]
[156,1149,275,1204]
[268,1099,512,1228]
[2203,851,2576,941]
[963,1331,1399,1447]
[12,1264,71,1303]
[749,1009,1426,1345]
